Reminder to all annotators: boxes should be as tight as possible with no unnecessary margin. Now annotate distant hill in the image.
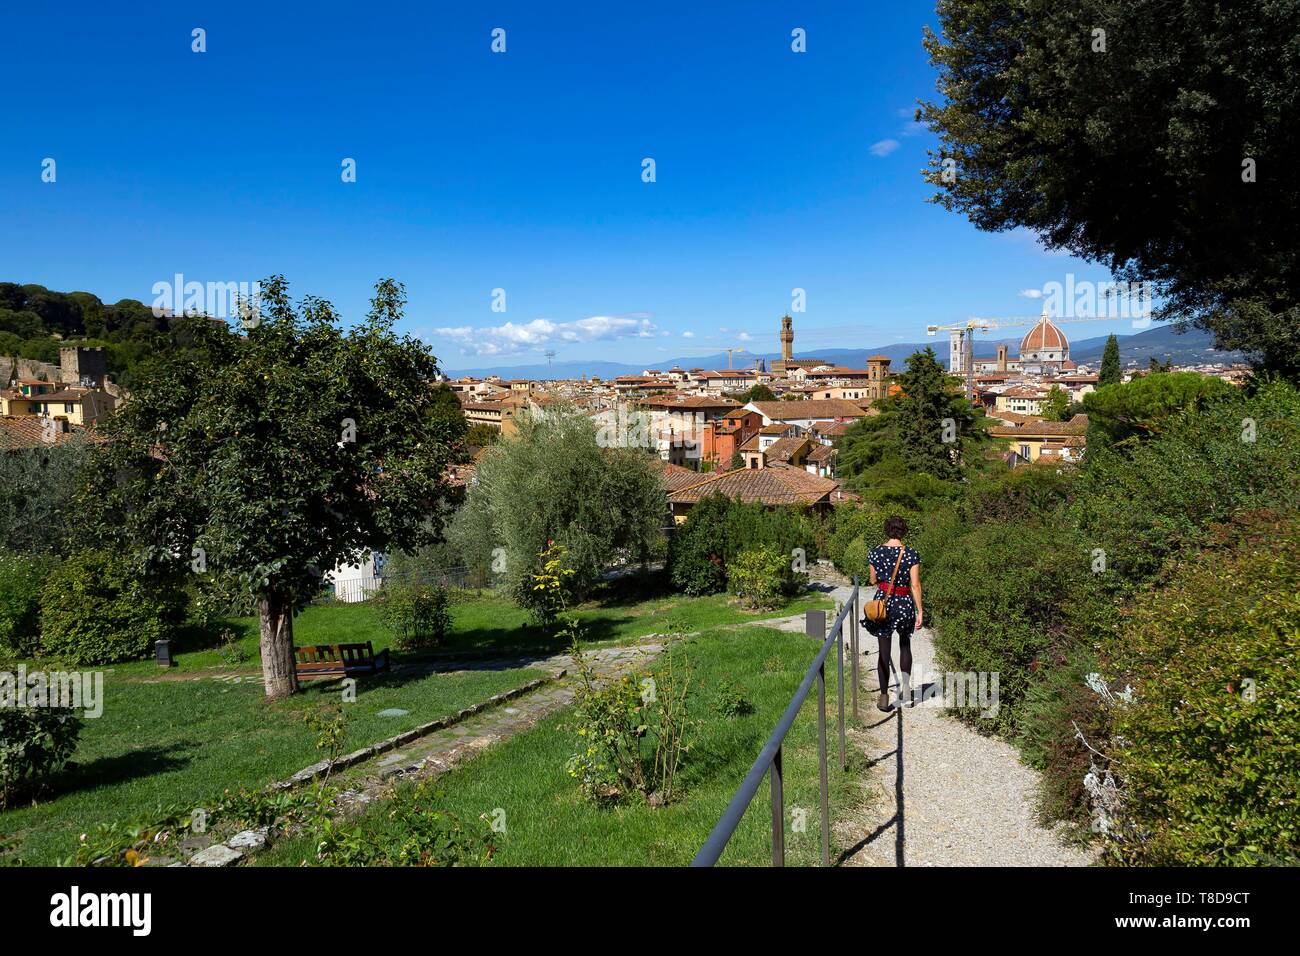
[440,324,1247,380]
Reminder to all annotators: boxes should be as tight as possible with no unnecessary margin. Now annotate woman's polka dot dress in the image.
[863,544,920,638]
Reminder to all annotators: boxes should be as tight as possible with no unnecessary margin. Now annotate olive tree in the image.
[451,406,664,613]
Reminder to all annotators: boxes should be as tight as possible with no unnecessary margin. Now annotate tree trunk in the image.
[259,593,299,699]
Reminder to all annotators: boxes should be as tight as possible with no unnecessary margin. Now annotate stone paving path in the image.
[809,584,1093,867]
[177,639,671,864]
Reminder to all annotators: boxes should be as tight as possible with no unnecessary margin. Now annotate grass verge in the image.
[255,622,866,867]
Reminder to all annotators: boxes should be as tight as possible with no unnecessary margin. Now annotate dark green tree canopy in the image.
[82,277,461,697]
[84,276,459,598]
[836,348,989,505]
[920,0,1300,375]
[1082,370,1231,448]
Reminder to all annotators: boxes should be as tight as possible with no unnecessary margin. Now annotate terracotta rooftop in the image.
[668,463,843,507]
[0,416,92,450]
[749,399,869,421]
[813,420,855,437]
[989,414,1089,438]
[989,411,1045,426]
[641,395,740,409]
[763,436,810,463]
[695,370,757,379]
[649,459,703,493]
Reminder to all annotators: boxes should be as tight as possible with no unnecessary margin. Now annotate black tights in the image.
[877,631,912,693]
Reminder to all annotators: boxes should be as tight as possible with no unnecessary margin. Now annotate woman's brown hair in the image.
[884,515,908,539]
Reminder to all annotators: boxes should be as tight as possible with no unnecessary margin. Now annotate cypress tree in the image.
[1099,334,1122,386]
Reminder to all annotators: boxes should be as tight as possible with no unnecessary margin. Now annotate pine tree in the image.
[1099,334,1122,387]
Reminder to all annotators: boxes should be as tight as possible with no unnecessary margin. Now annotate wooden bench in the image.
[294,642,391,681]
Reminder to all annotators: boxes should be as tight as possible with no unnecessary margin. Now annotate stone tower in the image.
[60,346,108,388]
[780,314,793,363]
[866,355,892,401]
[997,343,1008,372]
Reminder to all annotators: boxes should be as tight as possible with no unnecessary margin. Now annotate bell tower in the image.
[780,314,793,363]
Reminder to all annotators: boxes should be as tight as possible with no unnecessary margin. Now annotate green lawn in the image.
[93,572,833,676]
[1,580,835,866]
[0,662,546,866]
[256,622,865,867]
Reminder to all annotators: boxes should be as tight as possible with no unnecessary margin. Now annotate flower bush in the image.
[565,623,694,805]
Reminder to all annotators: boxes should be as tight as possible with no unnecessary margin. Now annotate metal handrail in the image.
[692,578,861,867]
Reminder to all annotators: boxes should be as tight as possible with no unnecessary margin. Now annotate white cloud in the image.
[682,331,695,338]
[433,313,657,357]
[737,331,753,342]
[870,139,900,157]
[1019,288,1044,299]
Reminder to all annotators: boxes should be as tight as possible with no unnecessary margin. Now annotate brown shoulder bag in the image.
[864,544,906,623]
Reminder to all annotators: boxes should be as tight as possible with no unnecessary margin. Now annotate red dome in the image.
[1020,316,1068,352]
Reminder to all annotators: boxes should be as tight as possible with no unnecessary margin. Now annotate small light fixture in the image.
[156,639,174,667]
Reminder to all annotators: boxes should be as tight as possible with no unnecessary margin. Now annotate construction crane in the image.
[722,347,748,370]
[927,309,1115,400]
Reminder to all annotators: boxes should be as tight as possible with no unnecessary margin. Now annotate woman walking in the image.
[864,515,923,711]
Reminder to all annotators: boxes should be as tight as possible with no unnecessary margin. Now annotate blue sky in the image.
[1,0,1141,372]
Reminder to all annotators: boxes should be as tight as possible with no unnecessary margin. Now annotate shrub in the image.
[727,545,801,610]
[313,778,496,866]
[566,626,694,804]
[375,582,451,651]
[839,536,871,582]
[0,707,83,808]
[711,678,754,717]
[517,543,577,625]
[1015,645,1108,828]
[925,520,1090,737]
[0,554,56,657]
[1100,513,1300,866]
[1072,379,1300,594]
[964,463,1075,526]
[668,494,817,595]
[38,551,186,665]
[667,497,730,595]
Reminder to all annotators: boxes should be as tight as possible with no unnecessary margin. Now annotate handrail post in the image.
[851,578,860,721]
[818,659,830,866]
[770,748,784,867]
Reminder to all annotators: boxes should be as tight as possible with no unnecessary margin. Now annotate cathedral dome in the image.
[1020,315,1068,353]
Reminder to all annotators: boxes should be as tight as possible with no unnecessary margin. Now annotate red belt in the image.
[874,582,910,597]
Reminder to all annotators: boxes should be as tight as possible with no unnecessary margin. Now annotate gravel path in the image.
[812,585,1093,867]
